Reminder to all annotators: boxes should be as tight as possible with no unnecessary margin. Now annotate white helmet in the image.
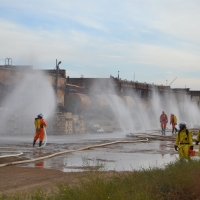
[179,121,186,126]
[179,121,186,129]
[38,113,43,118]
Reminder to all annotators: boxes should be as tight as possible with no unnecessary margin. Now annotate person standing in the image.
[195,129,200,155]
[33,113,47,147]
[170,113,178,135]
[160,111,168,135]
[174,121,193,159]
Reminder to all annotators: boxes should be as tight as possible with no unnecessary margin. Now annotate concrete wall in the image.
[0,67,66,107]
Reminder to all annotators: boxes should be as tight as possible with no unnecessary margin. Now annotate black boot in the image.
[33,140,36,147]
[163,128,166,136]
[39,141,42,147]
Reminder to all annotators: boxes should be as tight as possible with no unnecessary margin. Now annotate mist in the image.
[0,71,56,135]
[90,79,200,133]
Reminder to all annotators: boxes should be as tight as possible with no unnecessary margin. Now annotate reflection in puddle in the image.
[27,152,178,172]
[22,140,195,172]
[62,152,178,172]
[35,161,45,167]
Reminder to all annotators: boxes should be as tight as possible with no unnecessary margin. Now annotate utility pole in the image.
[55,59,62,96]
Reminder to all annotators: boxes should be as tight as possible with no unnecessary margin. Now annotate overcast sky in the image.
[0,1,200,89]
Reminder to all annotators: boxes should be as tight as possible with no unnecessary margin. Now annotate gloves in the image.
[40,125,44,128]
[196,141,199,145]
[174,146,178,151]
[190,146,193,150]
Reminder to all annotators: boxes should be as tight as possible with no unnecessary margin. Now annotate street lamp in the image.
[55,59,62,96]
[118,71,120,80]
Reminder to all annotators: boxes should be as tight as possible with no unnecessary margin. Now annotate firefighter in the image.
[174,121,193,159]
[195,129,200,155]
[160,111,168,135]
[33,113,47,147]
[170,113,178,134]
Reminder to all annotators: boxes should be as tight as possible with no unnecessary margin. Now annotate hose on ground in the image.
[0,151,23,158]
[0,127,47,159]
[0,138,148,167]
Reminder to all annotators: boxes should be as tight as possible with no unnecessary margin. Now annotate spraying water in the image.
[0,71,56,136]
[90,80,200,133]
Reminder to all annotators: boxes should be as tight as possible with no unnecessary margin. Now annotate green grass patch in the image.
[1,158,200,199]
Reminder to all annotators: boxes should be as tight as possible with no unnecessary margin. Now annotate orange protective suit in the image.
[170,114,177,134]
[34,118,47,142]
[160,111,168,135]
[160,112,168,127]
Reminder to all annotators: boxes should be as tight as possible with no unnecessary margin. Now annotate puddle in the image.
[25,151,178,172]
[23,140,180,172]
[1,133,199,172]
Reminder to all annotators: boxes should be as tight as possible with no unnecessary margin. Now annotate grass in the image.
[1,158,200,200]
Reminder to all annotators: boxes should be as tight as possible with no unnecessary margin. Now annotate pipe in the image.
[0,138,148,167]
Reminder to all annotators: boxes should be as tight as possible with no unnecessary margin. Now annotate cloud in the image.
[1,1,200,89]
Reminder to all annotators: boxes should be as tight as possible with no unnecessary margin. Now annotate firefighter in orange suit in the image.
[170,113,178,134]
[33,113,47,147]
[160,111,168,135]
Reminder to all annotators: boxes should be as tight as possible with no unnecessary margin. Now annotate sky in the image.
[0,0,200,90]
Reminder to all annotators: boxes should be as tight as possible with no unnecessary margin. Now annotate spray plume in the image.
[0,71,56,135]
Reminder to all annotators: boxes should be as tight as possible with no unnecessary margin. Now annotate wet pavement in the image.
[0,131,193,172]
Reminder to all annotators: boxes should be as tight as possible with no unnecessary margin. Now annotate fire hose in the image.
[0,137,148,167]
[0,127,47,160]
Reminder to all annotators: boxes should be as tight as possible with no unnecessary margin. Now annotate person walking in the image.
[160,111,168,135]
[33,113,47,147]
[174,121,193,159]
[170,113,178,135]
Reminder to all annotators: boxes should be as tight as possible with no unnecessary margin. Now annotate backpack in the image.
[178,129,189,142]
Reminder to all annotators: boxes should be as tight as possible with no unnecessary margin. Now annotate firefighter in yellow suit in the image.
[195,130,200,155]
[174,121,193,159]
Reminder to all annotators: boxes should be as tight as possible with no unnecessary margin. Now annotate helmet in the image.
[38,113,43,118]
[179,121,186,130]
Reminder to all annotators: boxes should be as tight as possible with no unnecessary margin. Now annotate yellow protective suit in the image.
[196,130,200,142]
[175,128,193,159]
[196,130,200,155]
